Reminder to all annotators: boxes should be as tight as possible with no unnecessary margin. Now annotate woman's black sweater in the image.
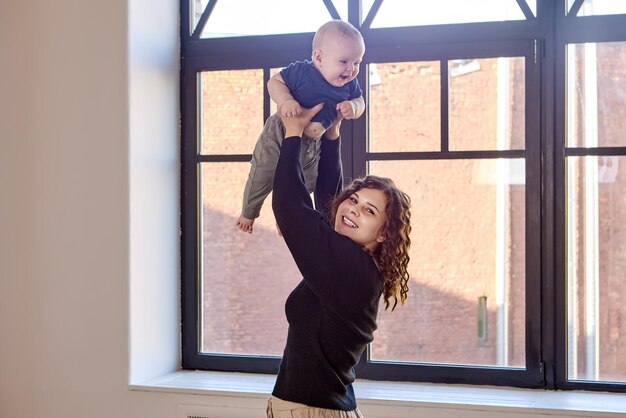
[271,135,382,410]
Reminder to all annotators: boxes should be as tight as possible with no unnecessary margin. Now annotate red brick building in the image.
[197,46,625,379]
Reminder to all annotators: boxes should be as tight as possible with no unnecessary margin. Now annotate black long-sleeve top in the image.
[271,134,383,410]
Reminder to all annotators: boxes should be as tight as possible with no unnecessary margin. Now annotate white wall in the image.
[128,0,181,384]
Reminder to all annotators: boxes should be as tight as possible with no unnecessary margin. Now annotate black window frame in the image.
[180,0,626,392]
[553,3,626,393]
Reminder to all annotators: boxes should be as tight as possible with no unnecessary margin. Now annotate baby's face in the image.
[314,35,364,87]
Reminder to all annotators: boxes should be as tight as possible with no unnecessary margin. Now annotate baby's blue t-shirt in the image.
[280,60,362,129]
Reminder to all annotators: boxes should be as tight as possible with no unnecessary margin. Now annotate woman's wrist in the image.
[324,122,342,140]
[284,127,304,138]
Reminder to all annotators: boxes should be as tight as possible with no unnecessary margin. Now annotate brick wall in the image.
[197,52,625,376]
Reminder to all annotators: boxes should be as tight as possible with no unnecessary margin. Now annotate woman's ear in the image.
[376,232,386,243]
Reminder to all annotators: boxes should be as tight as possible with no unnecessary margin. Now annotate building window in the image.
[181,0,626,392]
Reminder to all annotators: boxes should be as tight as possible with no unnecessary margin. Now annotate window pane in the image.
[199,162,300,355]
[369,62,440,152]
[362,0,376,23]
[449,57,525,151]
[370,0,526,28]
[200,70,264,155]
[566,156,626,383]
[566,42,626,148]
[200,0,334,38]
[368,159,526,367]
[333,0,348,21]
[568,0,626,16]
[527,0,537,18]
[190,0,204,34]
[269,68,281,116]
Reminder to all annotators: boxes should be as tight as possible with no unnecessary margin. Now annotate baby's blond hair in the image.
[312,20,364,50]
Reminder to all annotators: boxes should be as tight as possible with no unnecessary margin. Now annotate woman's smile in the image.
[334,188,388,252]
[341,215,358,228]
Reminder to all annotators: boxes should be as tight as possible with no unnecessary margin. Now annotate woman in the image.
[269,103,412,417]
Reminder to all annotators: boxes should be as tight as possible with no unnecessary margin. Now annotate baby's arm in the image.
[336,95,365,120]
[267,73,302,117]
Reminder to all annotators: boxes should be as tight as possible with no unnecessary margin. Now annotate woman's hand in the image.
[279,103,324,138]
[279,98,302,118]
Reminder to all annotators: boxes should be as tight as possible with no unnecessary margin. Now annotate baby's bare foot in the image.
[236,214,254,234]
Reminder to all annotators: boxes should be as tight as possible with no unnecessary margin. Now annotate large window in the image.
[181,0,626,391]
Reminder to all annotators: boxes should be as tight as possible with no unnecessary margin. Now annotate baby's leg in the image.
[237,114,285,234]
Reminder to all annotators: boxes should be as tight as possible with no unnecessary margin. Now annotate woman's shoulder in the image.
[329,234,383,287]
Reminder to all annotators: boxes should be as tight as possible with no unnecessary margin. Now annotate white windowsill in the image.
[130,370,626,417]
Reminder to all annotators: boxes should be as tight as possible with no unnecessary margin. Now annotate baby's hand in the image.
[336,101,357,119]
[280,99,302,118]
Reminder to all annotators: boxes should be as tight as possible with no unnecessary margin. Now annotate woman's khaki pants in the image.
[266,396,364,418]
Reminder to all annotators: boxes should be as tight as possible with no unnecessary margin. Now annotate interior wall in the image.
[0,1,183,417]
[128,0,181,384]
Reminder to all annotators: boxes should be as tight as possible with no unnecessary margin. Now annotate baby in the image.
[236,20,365,233]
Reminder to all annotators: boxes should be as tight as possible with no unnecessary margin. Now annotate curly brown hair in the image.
[328,175,412,310]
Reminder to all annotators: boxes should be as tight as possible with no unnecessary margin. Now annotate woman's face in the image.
[334,187,388,252]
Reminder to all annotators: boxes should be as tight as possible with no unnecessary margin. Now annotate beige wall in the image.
[0,1,183,417]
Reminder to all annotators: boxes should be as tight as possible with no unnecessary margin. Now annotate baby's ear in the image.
[312,48,322,64]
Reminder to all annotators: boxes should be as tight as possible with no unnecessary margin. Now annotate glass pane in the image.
[527,0,537,17]
[369,61,440,152]
[449,57,525,151]
[362,0,376,23]
[566,156,626,383]
[370,0,526,28]
[369,159,526,367]
[201,0,334,38]
[200,162,301,355]
[190,0,205,34]
[569,0,626,16]
[200,70,264,155]
[332,0,348,21]
[566,42,626,148]
[269,68,281,116]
